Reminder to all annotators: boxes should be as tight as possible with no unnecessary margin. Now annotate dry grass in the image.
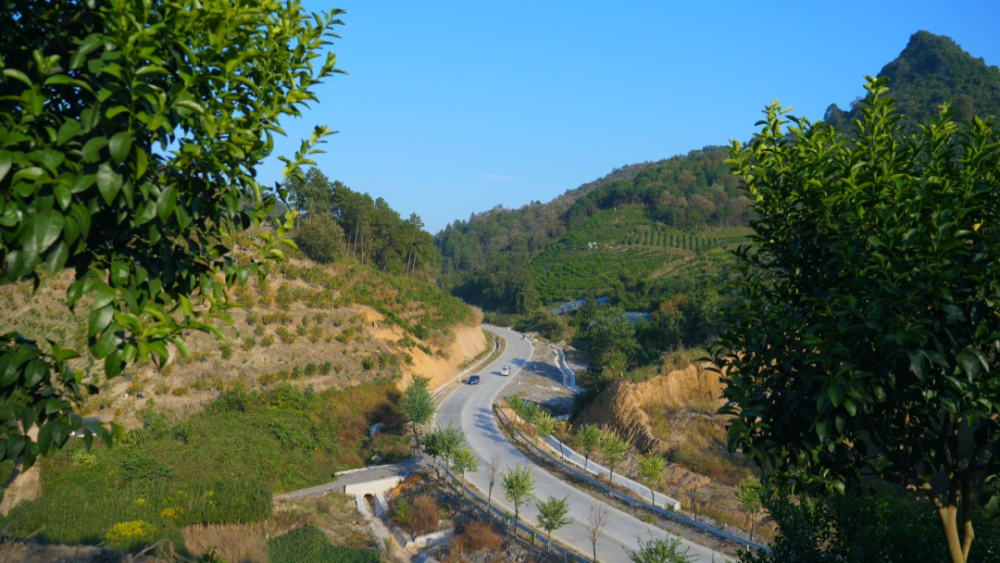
[270,493,373,549]
[182,523,268,563]
[449,520,505,555]
[411,494,440,536]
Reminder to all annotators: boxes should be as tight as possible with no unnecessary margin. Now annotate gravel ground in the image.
[496,337,577,416]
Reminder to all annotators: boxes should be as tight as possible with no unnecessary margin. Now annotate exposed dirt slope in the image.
[575,363,723,454]
[0,256,487,430]
[575,363,771,539]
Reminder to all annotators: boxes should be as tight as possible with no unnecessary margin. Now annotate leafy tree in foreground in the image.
[716,76,1000,563]
[534,410,554,444]
[638,453,667,507]
[535,495,572,553]
[738,485,1000,563]
[451,447,478,499]
[437,423,465,477]
[601,431,629,487]
[625,536,693,563]
[0,0,343,465]
[577,423,602,471]
[401,375,435,445]
[502,465,535,532]
[735,477,763,544]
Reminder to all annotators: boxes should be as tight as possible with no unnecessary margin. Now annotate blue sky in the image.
[258,0,1000,234]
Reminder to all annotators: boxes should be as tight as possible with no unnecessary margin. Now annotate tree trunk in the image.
[488,486,493,516]
[547,530,552,553]
[461,473,466,498]
[584,454,589,471]
[650,486,655,507]
[938,504,965,563]
[749,512,757,543]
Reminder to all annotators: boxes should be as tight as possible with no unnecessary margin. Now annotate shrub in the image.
[291,366,303,380]
[219,343,233,360]
[304,364,318,376]
[242,337,257,351]
[172,386,189,396]
[245,311,258,325]
[254,323,266,337]
[261,334,275,347]
[451,520,504,553]
[105,520,157,551]
[154,382,172,395]
[296,325,307,337]
[308,325,323,343]
[193,377,212,391]
[293,213,345,265]
[0,459,15,486]
[126,378,146,395]
[361,357,375,371]
[267,525,377,563]
[410,494,440,535]
[320,361,333,375]
[275,326,297,344]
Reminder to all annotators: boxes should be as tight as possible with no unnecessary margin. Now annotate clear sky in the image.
[257,0,1000,234]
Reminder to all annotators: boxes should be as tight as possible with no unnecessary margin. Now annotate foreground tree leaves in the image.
[0,0,344,465]
[715,76,1000,563]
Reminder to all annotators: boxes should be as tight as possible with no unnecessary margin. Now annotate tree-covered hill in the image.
[436,146,752,315]
[825,30,1000,129]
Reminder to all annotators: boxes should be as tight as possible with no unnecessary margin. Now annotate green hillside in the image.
[825,30,1000,129]
[437,145,751,316]
[437,30,999,331]
[528,208,750,307]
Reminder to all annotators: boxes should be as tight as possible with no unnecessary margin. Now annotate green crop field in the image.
[528,209,751,306]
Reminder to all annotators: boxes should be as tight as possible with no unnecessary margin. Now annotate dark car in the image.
[468,375,480,385]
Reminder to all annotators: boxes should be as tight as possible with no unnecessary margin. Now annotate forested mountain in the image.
[825,30,1000,129]
[436,146,753,315]
[438,30,1000,318]
[285,168,439,278]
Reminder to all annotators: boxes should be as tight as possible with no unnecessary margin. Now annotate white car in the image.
[501,366,511,376]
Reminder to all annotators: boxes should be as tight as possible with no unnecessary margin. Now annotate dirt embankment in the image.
[575,363,724,455]
[575,364,770,539]
[399,310,488,391]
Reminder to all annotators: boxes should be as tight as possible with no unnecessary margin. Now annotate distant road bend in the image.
[435,325,721,563]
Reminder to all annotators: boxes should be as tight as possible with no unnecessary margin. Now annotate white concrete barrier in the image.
[344,476,404,496]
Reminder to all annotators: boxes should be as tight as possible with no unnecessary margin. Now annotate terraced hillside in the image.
[0,230,486,431]
[528,208,751,305]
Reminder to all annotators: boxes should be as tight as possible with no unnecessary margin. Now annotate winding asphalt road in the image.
[435,325,719,562]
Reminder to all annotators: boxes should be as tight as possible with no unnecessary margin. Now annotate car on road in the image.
[501,366,510,376]
[468,375,480,385]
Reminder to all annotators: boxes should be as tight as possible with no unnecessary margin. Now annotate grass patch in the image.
[267,526,378,563]
[1,379,410,553]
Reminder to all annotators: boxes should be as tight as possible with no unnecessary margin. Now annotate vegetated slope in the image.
[825,30,1000,129]
[574,362,768,537]
[529,207,751,307]
[437,146,753,314]
[0,232,486,431]
[1,382,397,554]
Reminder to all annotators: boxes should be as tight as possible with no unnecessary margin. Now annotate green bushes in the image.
[1,381,409,553]
[293,213,345,265]
[267,526,378,563]
[740,486,1000,563]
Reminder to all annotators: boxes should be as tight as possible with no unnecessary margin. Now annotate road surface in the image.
[435,325,721,562]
